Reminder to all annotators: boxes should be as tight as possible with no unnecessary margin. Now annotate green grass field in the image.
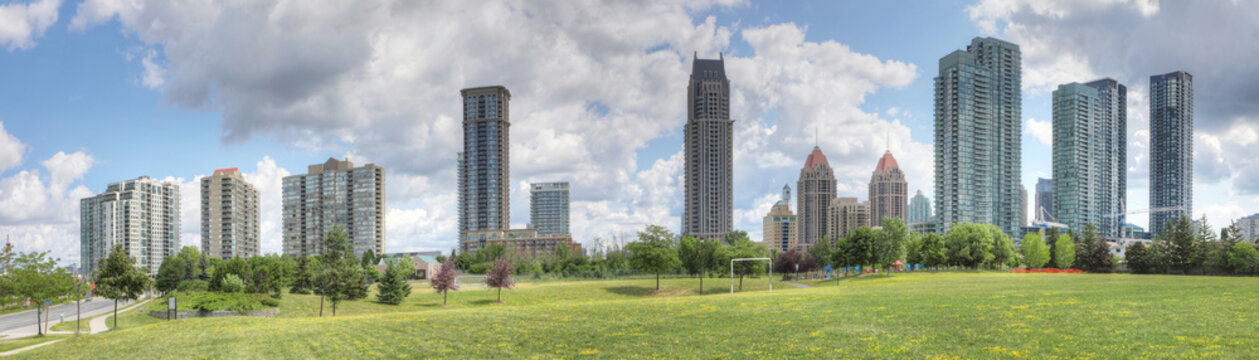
[0,334,68,353]
[14,272,1259,359]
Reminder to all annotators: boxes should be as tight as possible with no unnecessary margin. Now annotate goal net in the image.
[730,257,773,294]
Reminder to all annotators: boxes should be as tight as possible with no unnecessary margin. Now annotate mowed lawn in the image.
[15,272,1259,359]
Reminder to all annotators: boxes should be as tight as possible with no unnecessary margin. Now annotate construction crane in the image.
[1030,206,1068,230]
[1102,199,1185,238]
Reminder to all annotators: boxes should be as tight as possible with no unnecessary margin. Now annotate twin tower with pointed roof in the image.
[762,147,907,253]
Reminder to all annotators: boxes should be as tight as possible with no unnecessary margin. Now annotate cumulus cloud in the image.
[1025,118,1052,146]
[0,149,95,263]
[70,0,933,249]
[0,0,60,51]
[0,122,26,173]
[242,156,290,254]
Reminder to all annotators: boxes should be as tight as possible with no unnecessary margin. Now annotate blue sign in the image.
[44,301,51,306]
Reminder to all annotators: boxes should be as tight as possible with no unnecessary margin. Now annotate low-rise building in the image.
[376,255,442,279]
[463,228,582,257]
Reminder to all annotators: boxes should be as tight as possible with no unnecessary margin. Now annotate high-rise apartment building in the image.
[797,147,836,246]
[682,54,733,241]
[934,37,1023,237]
[908,190,931,225]
[282,158,385,257]
[1035,178,1053,222]
[762,185,798,253]
[1021,185,1028,227]
[869,151,907,227]
[530,182,570,236]
[827,197,871,239]
[80,176,181,277]
[1149,71,1193,237]
[1053,79,1127,237]
[201,168,260,260]
[459,86,513,248]
[1238,213,1259,243]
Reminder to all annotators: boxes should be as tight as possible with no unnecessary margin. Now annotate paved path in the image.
[0,337,68,357]
[0,298,118,334]
[87,298,152,334]
[782,281,814,288]
[0,298,153,357]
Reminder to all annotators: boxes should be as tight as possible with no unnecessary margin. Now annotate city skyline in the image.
[3,1,1259,264]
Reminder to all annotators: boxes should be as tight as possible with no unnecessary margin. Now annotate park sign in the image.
[168,297,176,311]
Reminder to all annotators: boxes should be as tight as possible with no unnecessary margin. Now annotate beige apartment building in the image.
[80,176,181,277]
[762,185,798,253]
[827,197,871,240]
[201,168,260,260]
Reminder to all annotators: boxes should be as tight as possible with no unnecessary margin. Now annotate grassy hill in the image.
[16,272,1259,359]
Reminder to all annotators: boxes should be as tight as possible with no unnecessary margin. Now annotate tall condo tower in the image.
[201,168,261,260]
[282,158,385,257]
[530,182,570,236]
[81,176,181,276]
[797,147,836,245]
[1149,71,1193,237]
[869,151,907,227]
[1052,79,1126,237]
[908,190,932,225]
[933,37,1023,237]
[1035,178,1053,222]
[682,54,733,241]
[459,86,513,248]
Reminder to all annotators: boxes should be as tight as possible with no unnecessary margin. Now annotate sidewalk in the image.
[0,297,153,357]
[0,296,145,339]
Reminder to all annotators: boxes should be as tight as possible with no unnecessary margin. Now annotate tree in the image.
[485,258,515,303]
[990,227,1018,269]
[1125,242,1150,274]
[773,249,803,278]
[1053,234,1075,269]
[1159,215,1201,274]
[1226,241,1259,274]
[154,256,186,294]
[1208,222,1246,274]
[626,225,680,290]
[678,236,718,293]
[220,274,245,293]
[94,244,149,330]
[945,223,996,269]
[290,255,319,294]
[918,233,949,268]
[719,231,768,291]
[1074,224,1113,273]
[875,218,908,268]
[808,237,836,271]
[376,258,412,305]
[840,227,879,271]
[1019,233,1050,269]
[361,250,376,268]
[432,257,460,305]
[175,247,201,281]
[7,251,75,336]
[905,232,923,266]
[317,225,361,316]
[247,255,286,298]
[197,253,211,281]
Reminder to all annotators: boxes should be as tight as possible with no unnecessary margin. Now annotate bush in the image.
[176,280,209,292]
[181,292,277,312]
[469,262,493,274]
[220,274,245,293]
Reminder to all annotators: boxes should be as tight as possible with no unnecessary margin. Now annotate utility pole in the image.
[76,278,82,335]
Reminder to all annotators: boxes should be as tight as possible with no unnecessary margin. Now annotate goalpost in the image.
[730,257,773,294]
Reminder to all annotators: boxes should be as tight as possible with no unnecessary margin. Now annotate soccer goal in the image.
[730,257,773,294]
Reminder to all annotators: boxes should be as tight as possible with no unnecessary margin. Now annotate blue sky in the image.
[1,0,1257,265]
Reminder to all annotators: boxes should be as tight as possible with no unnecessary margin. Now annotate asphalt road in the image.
[0,298,132,333]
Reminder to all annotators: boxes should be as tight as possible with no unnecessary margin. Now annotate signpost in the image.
[167,297,176,320]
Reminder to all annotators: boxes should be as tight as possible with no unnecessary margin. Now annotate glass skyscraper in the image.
[459,86,512,250]
[529,182,570,236]
[933,37,1023,237]
[1035,178,1053,222]
[1149,71,1193,237]
[908,190,932,225]
[1052,79,1126,237]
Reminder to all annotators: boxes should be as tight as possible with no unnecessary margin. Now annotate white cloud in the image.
[0,122,26,173]
[1025,117,1052,146]
[69,1,932,250]
[0,150,94,263]
[0,0,60,51]
[139,48,166,89]
[242,156,290,254]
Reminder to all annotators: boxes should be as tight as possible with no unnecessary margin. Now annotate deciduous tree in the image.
[627,225,680,290]
[432,257,460,305]
[1053,234,1075,269]
[485,258,515,303]
[1019,233,1050,269]
[94,244,149,330]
